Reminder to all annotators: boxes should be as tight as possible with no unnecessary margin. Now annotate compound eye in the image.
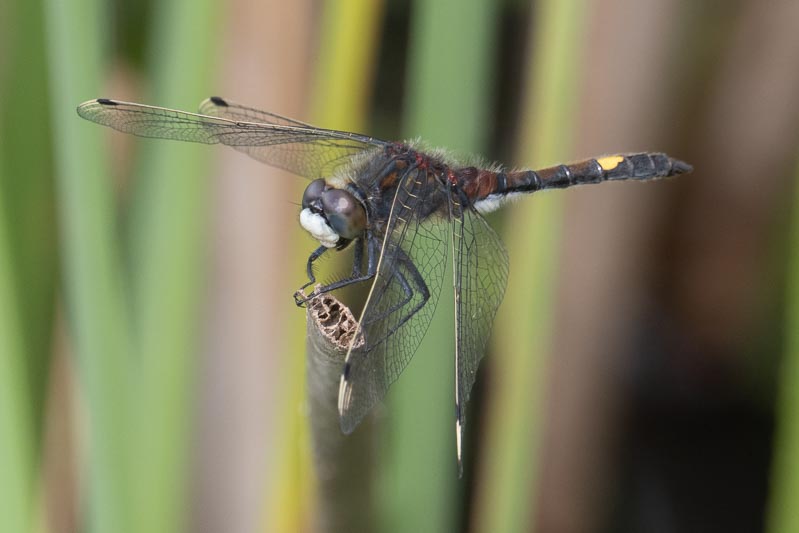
[321,189,366,240]
[302,178,327,209]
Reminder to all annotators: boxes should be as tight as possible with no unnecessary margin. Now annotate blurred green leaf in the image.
[311,0,386,130]
[127,2,221,533]
[0,4,56,529]
[473,0,586,531]
[767,154,799,533]
[44,0,135,531]
[296,1,385,531]
[383,0,497,531]
[0,155,36,533]
[1,0,57,449]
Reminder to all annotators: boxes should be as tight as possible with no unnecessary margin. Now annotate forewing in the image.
[451,198,509,465]
[198,96,389,176]
[198,96,314,127]
[338,167,449,433]
[77,98,387,178]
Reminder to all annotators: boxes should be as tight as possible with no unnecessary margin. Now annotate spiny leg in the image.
[297,245,329,290]
[294,234,380,306]
[362,249,431,339]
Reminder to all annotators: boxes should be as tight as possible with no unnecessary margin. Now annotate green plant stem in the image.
[310,0,385,130]
[766,155,799,533]
[128,2,221,533]
[306,295,377,533]
[472,0,587,531]
[44,1,135,532]
[383,0,497,531]
[1,0,57,433]
[303,0,385,527]
[0,162,35,533]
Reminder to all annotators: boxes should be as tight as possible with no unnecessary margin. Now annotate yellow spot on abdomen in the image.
[597,155,624,171]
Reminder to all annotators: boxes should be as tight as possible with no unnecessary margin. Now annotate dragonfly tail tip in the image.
[672,158,693,175]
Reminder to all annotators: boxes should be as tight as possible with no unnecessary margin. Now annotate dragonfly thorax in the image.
[300,178,367,248]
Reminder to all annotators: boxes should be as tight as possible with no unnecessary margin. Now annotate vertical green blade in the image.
[1,0,57,436]
[383,0,497,531]
[767,155,799,533]
[0,1,55,529]
[472,0,587,531]
[0,156,36,533]
[285,0,386,530]
[44,0,135,531]
[128,2,221,533]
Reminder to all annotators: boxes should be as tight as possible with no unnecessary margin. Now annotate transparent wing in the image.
[451,197,509,465]
[198,96,314,127]
[338,167,449,433]
[76,98,388,178]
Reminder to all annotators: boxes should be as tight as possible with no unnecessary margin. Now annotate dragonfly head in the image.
[300,178,367,249]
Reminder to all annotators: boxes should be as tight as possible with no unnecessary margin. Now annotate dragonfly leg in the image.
[361,267,413,326]
[362,248,430,332]
[391,253,430,324]
[294,245,329,305]
[294,235,379,306]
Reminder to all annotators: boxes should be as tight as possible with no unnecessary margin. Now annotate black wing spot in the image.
[96,98,117,106]
[209,96,228,107]
[343,362,351,380]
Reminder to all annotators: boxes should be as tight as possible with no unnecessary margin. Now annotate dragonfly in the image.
[77,96,692,472]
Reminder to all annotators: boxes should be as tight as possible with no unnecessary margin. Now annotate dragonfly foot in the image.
[294,287,319,307]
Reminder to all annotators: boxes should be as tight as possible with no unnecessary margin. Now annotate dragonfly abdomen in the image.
[472,152,691,213]
[534,152,691,190]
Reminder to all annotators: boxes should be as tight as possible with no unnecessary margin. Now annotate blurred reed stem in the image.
[299,0,385,529]
[385,0,497,531]
[127,1,220,533]
[473,0,586,531]
[0,1,54,530]
[44,1,135,532]
[0,166,36,533]
[310,0,385,130]
[766,154,799,533]
[1,0,57,434]
[305,295,377,533]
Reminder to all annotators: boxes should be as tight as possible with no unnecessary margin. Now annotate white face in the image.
[300,208,340,248]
